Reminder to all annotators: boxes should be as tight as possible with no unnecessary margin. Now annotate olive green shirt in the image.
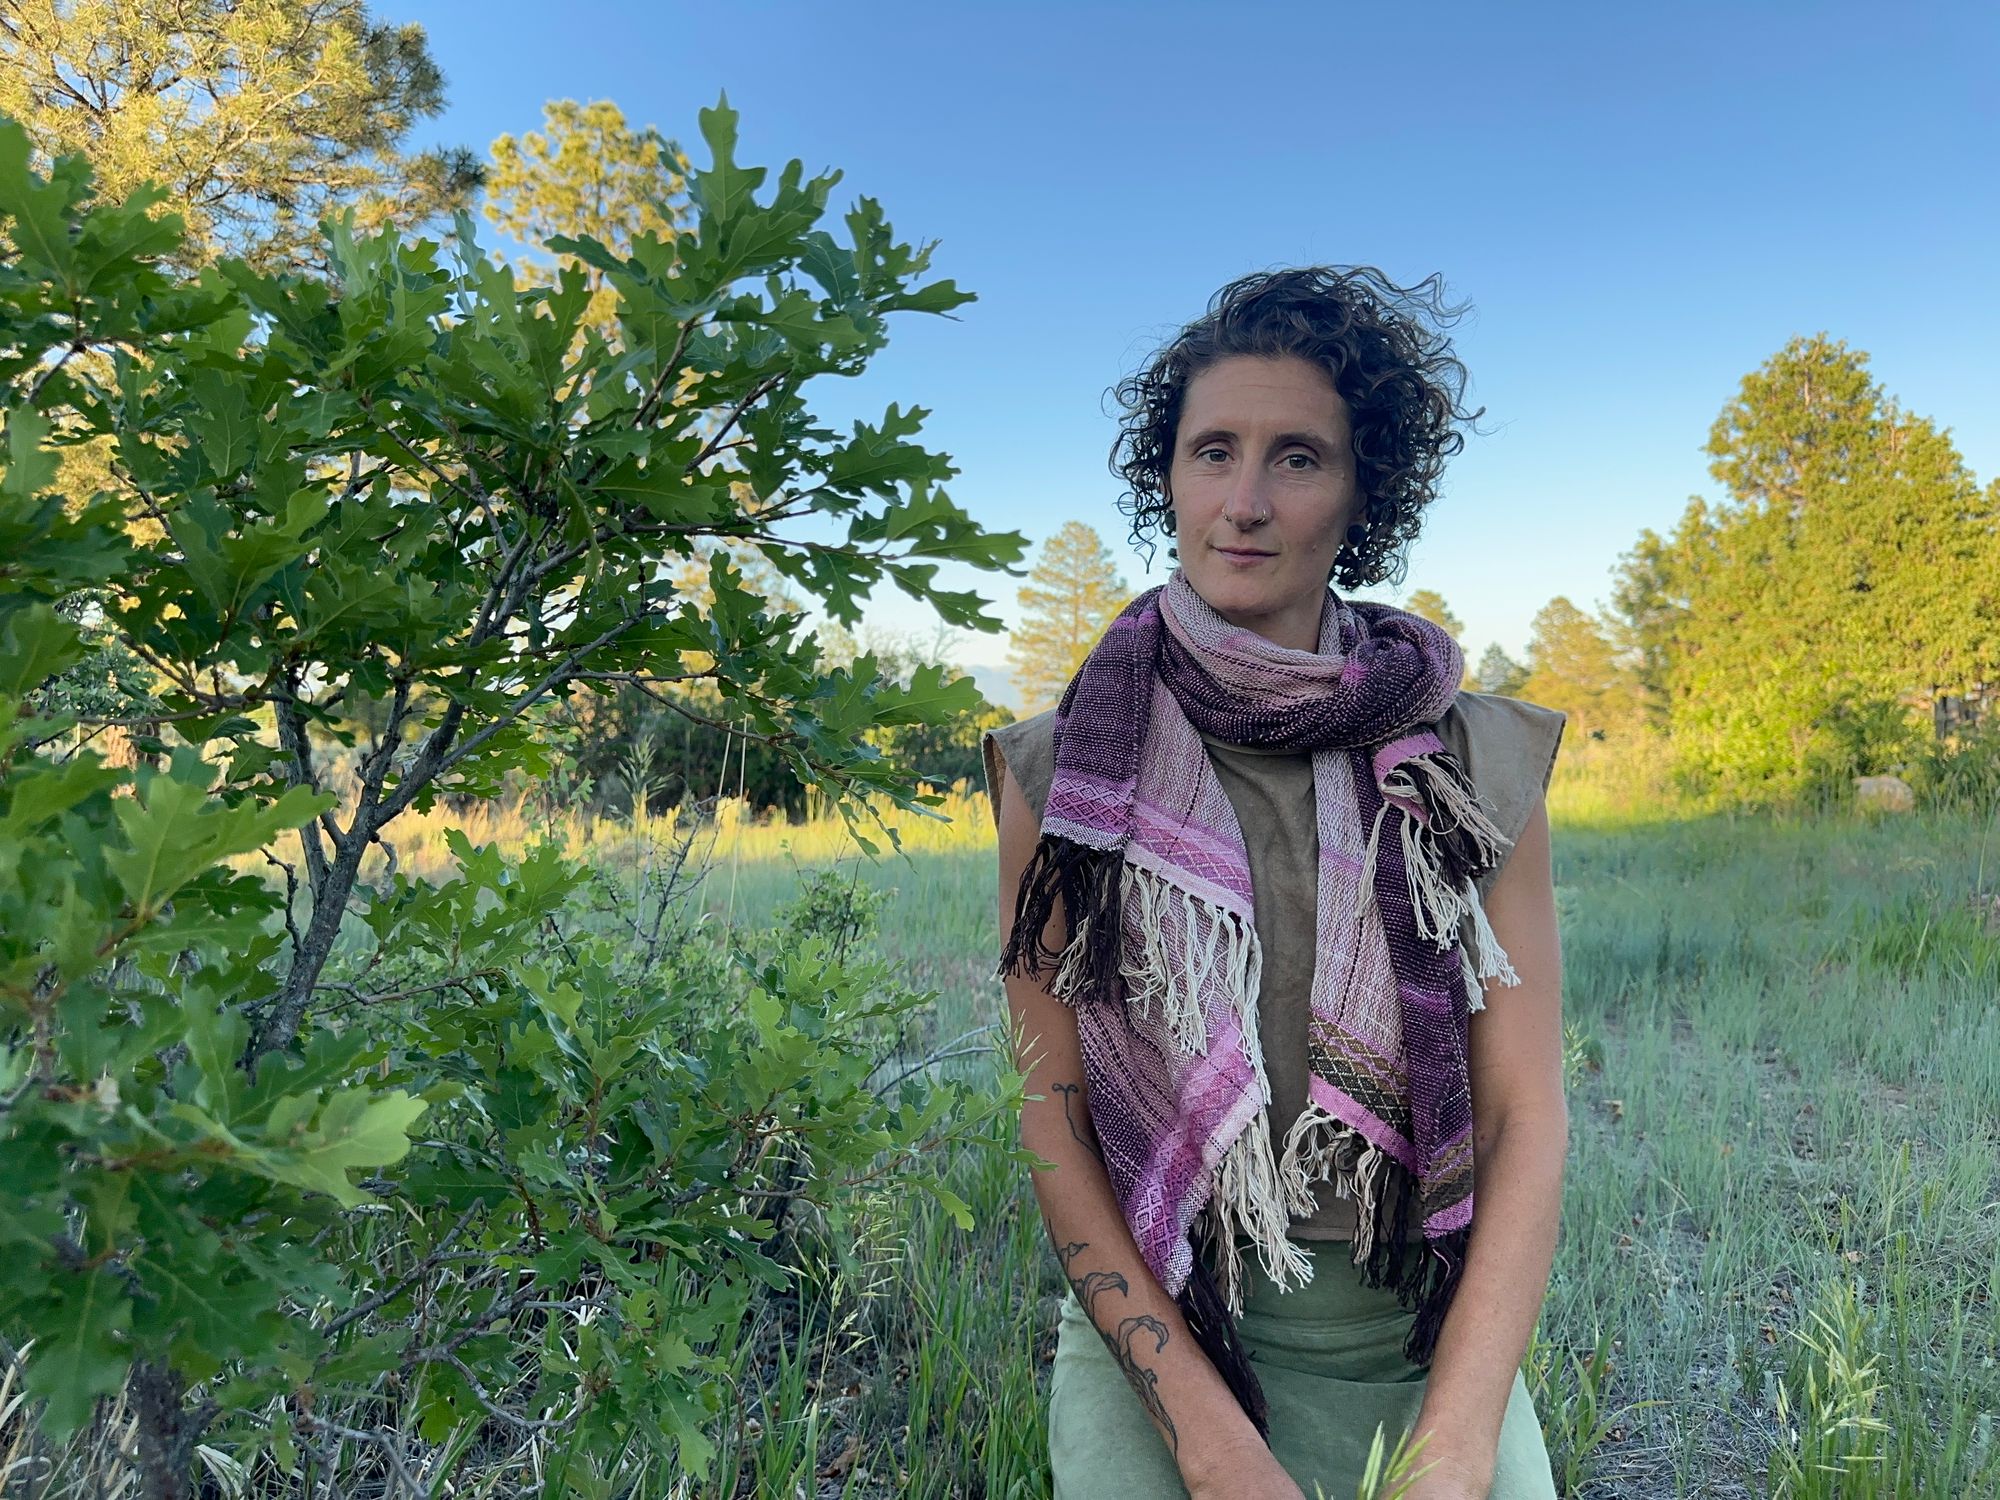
[984,689,1567,1239]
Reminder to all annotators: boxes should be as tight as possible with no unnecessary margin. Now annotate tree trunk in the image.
[131,1361,206,1500]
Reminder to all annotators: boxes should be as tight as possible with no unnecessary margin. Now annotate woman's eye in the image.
[1198,447,1228,464]
[1284,453,1317,470]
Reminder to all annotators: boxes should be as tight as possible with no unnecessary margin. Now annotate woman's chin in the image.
[1189,575,1279,624]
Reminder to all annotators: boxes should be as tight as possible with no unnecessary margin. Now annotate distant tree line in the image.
[523,630,1012,823]
[1024,331,2000,814]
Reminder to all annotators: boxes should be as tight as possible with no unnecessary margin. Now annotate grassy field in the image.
[675,734,1999,1498]
[17,740,1993,1497]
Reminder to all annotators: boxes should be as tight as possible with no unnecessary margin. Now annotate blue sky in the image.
[393,0,1998,690]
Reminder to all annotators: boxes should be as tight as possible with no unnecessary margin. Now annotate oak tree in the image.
[0,92,1027,1494]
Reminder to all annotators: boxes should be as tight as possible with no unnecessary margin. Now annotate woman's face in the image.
[1166,353,1362,652]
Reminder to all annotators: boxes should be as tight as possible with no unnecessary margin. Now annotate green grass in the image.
[704,751,2000,1497]
[27,738,1993,1496]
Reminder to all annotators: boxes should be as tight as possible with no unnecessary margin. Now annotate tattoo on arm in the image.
[1052,1080,1102,1159]
[1055,1238,1178,1456]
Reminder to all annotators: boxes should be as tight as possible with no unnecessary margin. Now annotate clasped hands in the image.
[1182,1435,1489,1500]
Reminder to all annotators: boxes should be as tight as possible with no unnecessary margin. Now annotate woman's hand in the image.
[1396,1451,1489,1500]
[1183,1438,1306,1500]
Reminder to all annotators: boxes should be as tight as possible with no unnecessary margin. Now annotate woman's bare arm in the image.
[1408,792,1569,1493]
[995,759,1268,1488]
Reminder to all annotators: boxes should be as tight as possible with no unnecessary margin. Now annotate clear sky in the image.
[392,0,1998,683]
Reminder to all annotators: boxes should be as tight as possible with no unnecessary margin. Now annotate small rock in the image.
[1853,774,1914,812]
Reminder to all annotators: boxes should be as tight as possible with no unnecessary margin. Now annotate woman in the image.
[984,267,1568,1499]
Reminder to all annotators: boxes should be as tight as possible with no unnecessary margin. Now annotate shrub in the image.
[0,94,1025,1497]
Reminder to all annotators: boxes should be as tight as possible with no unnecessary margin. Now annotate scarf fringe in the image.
[1380,751,1510,946]
[1178,1215,1464,1449]
[1116,862,1264,1075]
[1364,751,1521,1014]
[1398,747,1511,867]
[1458,872,1519,1010]
[1275,1103,1471,1365]
[1199,1118,1315,1317]
[1195,1111,1470,1395]
[1340,1144,1472,1367]
[997,833,1125,1002]
[1403,1226,1471,1366]
[1276,1102,1393,1264]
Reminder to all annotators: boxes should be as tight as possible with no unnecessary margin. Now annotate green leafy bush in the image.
[0,93,1027,1497]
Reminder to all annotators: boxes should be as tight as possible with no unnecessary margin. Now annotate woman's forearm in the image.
[1024,1076,1266,1488]
[1407,1108,1568,1486]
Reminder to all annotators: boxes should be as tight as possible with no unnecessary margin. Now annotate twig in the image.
[294,1413,423,1495]
[309,971,505,1011]
[317,1204,482,1339]
[24,339,83,404]
[261,848,303,959]
[872,1042,999,1093]
[426,1351,577,1435]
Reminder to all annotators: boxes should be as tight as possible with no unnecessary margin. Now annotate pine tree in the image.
[483,98,691,341]
[1520,597,1634,738]
[1606,525,1687,733]
[1007,521,1132,712]
[1401,589,1460,634]
[1474,643,1529,696]
[0,0,481,273]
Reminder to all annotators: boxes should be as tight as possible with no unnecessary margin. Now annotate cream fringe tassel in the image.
[1275,1102,1395,1268]
[1055,861,1268,1081]
[1365,755,1522,1012]
[1201,1113,1315,1316]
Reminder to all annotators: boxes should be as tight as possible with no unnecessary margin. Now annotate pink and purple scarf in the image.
[1000,569,1521,1438]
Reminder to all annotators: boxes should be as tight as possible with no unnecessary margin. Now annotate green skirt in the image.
[1048,1236,1557,1499]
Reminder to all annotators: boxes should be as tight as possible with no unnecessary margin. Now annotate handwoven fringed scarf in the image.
[999,568,1522,1440]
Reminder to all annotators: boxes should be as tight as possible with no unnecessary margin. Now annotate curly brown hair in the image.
[1108,265,1487,590]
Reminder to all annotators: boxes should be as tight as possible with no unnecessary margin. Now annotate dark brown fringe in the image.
[996,833,1126,999]
[1353,1157,1472,1366]
[1175,1251,1272,1442]
[1401,1227,1470,1366]
[1418,750,1490,888]
[1357,1151,1420,1295]
[1184,1177,1467,1439]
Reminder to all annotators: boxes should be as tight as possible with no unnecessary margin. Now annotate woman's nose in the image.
[1221,470,1270,528]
